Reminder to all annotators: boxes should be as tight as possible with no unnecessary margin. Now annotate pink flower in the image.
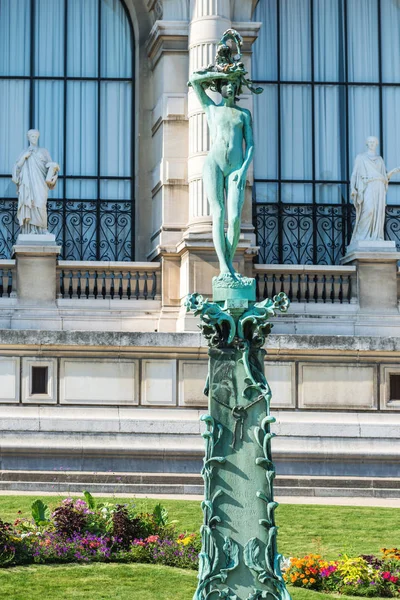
[145,535,159,544]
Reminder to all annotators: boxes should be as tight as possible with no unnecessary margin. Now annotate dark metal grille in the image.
[254,203,400,265]
[0,0,135,261]
[252,0,400,265]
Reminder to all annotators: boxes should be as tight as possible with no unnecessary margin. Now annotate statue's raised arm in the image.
[189,71,233,111]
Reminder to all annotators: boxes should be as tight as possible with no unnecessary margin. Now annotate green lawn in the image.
[0,495,398,600]
[0,563,365,600]
[1,495,397,559]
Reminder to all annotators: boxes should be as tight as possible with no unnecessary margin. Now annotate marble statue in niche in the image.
[12,129,59,234]
[350,136,400,245]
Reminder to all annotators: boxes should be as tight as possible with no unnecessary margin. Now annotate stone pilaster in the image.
[146,16,190,260]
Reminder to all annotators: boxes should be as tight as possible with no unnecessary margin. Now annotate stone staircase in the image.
[1,405,399,498]
[1,470,400,498]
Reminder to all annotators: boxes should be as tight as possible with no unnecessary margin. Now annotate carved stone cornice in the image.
[146,19,189,68]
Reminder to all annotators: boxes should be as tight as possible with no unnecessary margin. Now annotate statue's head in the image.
[366,136,379,152]
[27,129,40,145]
[216,79,240,101]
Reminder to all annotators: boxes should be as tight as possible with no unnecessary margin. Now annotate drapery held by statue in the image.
[12,129,59,234]
[350,136,400,246]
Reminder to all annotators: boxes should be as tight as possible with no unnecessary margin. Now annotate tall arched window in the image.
[252,0,400,265]
[0,0,134,260]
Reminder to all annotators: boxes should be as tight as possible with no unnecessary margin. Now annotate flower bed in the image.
[0,493,199,570]
[1,493,399,598]
[283,551,400,597]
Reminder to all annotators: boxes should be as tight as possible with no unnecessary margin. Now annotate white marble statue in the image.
[12,129,59,234]
[350,136,400,245]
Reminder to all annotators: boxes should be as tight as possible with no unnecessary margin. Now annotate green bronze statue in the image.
[186,30,292,600]
[189,29,262,278]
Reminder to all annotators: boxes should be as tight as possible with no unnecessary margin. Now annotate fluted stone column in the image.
[187,0,231,233]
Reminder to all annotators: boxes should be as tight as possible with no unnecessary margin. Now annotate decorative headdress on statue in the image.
[201,29,263,97]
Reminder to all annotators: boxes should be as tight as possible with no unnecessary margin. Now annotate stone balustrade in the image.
[0,259,15,298]
[254,264,357,304]
[57,261,161,301]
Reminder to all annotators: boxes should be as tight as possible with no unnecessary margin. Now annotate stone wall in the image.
[0,331,399,485]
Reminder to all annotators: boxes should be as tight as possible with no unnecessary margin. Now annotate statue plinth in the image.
[185,284,292,600]
[343,239,397,257]
[341,241,400,313]
[12,234,61,306]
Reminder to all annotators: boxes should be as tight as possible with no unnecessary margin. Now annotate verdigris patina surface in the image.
[186,29,292,600]
[185,292,291,600]
[188,29,261,281]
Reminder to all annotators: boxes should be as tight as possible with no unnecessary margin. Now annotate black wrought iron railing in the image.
[254,203,400,265]
[0,198,133,261]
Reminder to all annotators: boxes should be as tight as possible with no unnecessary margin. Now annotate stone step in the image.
[0,470,203,485]
[0,480,204,496]
[2,471,400,488]
[1,471,400,497]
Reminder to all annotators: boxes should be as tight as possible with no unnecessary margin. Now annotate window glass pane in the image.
[0,177,16,198]
[67,0,98,77]
[315,183,347,204]
[66,180,97,200]
[381,0,400,83]
[254,85,278,180]
[315,85,346,180]
[386,186,400,205]
[100,82,132,177]
[348,86,380,167]
[0,80,30,174]
[383,87,400,183]
[34,0,65,77]
[314,0,345,82]
[280,0,311,80]
[0,0,30,76]
[253,0,277,80]
[281,85,312,180]
[48,178,63,199]
[254,182,278,204]
[66,82,98,176]
[101,0,132,78]
[281,183,313,203]
[347,0,379,82]
[100,180,131,200]
[33,81,64,170]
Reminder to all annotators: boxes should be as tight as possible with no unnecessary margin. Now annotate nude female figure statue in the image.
[188,29,261,280]
[189,71,254,277]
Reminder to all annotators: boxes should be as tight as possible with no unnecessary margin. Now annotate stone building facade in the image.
[0,0,399,497]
